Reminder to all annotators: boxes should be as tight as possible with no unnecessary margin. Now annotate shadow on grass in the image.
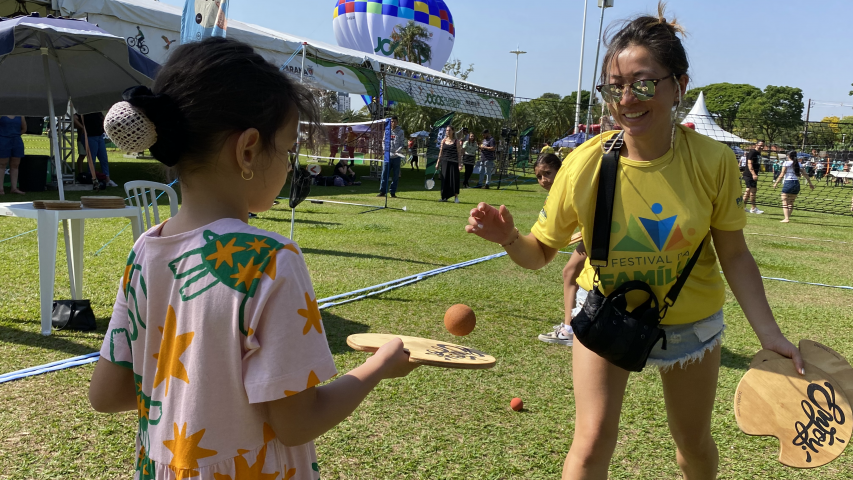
[0,323,100,359]
[720,345,752,371]
[321,311,370,355]
[301,248,443,267]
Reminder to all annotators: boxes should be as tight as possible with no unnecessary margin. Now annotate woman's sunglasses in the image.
[596,75,677,103]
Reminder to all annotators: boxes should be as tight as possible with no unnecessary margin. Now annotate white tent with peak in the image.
[681,91,747,144]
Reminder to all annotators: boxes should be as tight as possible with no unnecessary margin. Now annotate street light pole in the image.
[585,0,613,134]
[574,0,589,134]
[510,46,527,109]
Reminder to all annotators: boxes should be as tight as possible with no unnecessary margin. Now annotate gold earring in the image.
[242,170,254,181]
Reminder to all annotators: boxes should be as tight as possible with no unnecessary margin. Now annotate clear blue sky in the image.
[160,0,853,119]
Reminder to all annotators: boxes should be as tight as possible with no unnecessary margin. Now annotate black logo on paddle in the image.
[426,344,488,361]
[792,382,846,463]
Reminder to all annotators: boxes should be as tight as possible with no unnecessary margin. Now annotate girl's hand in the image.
[773,183,778,189]
[761,333,805,376]
[809,183,815,190]
[465,203,516,245]
[372,337,418,379]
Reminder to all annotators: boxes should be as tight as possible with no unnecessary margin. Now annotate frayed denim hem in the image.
[646,327,726,373]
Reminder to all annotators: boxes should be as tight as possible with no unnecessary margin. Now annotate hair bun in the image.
[104,102,158,154]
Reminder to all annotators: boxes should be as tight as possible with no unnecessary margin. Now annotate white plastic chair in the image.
[124,180,179,229]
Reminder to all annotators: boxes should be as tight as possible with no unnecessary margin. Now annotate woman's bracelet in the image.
[500,228,520,248]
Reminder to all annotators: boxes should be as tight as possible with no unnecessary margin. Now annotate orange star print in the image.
[163,422,217,476]
[245,237,270,254]
[284,371,321,397]
[212,424,282,480]
[230,258,263,290]
[205,238,246,269]
[297,292,322,335]
[153,305,194,396]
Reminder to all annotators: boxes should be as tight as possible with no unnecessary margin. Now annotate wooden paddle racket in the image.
[347,333,496,370]
[799,340,853,402]
[735,358,852,468]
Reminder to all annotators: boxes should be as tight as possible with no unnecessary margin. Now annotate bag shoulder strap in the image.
[662,236,705,308]
[589,133,624,267]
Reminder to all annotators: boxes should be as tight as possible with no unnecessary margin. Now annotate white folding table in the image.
[1,202,143,335]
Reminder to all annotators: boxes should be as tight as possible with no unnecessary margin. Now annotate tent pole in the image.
[585,2,609,134]
[42,45,64,201]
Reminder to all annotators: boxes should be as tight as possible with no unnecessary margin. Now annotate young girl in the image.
[772,150,814,223]
[89,38,416,480]
[532,154,586,347]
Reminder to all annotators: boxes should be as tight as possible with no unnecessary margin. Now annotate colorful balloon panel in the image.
[333,0,455,71]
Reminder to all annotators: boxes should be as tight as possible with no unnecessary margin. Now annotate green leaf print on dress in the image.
[168,231,296,336]
[135,373,161,480]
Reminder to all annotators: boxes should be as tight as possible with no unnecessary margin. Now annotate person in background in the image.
[532,153,583,347]
[0,115,27,195]
[436,124,463,203]
[377,116,405,198]
[558,144,574,161]
[408,137,419,170]
[742,140,764,214]
[462,132,478,188]
[345,126,357,160]
[773,150,814,223]
[540,140,555,156]
[334,158,359,186]
[74,112,117,187]
[475,129,496,189]
[327,126,341,165]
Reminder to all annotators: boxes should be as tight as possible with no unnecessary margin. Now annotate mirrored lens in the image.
[631,80,656,101]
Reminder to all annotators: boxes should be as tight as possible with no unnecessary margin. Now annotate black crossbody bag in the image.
[570,135,705,372]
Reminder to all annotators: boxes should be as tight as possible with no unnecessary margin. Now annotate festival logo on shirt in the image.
[600,203,697,289]
[612,203,693,253]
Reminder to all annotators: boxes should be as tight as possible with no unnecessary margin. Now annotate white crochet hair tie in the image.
[104,101,158,154]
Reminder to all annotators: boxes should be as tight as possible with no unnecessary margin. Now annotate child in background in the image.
[533,154,586,347]
[89,38,416,480]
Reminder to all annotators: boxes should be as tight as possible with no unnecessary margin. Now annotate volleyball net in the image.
[300,119,390,167]
[681,115,852,217]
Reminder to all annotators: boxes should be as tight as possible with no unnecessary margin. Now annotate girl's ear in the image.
[234,128,262,176]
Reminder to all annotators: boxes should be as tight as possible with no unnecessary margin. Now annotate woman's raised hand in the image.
[466,203,516,245]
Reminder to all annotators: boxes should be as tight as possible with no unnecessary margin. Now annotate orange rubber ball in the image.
[444,304,476,336]
[510,397,524,412]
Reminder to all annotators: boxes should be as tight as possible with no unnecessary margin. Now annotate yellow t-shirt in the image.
[531,126,747,325]
[558,146,573,160]
[540,145,555,155]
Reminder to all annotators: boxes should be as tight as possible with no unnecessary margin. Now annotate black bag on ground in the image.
[52,299,97,331]
[570,133,704,372]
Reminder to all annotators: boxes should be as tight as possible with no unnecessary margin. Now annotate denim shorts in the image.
[574,289,725,371]
[781,180,801,195]
[0,136,24,158]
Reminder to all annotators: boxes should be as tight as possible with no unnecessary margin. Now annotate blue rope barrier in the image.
[0,250,508,384]
[0,228,37,244]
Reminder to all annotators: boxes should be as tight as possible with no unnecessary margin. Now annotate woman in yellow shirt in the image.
[465,4,802,479]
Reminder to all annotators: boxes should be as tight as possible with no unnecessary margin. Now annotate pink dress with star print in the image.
[100,218,337,480]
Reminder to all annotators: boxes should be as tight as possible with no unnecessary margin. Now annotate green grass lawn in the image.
[1,156,852,479]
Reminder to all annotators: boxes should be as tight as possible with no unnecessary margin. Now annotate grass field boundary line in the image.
[318,252,507,309]
[0,228,37,244]
[760,276,853,290]
[746,233,850,244]
[0,353,99,384]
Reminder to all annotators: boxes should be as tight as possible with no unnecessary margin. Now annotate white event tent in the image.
[681,91,747,144]
[1,0,512,119]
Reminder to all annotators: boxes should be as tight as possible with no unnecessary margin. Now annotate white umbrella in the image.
[0,13,159,199]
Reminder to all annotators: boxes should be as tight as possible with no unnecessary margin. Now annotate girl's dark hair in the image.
[788,150,802,177]
[599,2,689,86]
[535,153,562,171]
[147,37,320,175]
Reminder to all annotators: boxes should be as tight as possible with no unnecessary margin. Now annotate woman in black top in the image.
[436,125,463,202]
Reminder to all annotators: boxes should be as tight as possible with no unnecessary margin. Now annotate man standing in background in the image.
[742,140,764,214]
[378,116,405,198]
[476,129,496,189]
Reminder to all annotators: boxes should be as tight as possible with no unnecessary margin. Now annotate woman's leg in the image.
[0,157,8,194]
[660,344,721,480]
[9,157,24,194]
[780,193,790,222]
[563,341,631,479]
